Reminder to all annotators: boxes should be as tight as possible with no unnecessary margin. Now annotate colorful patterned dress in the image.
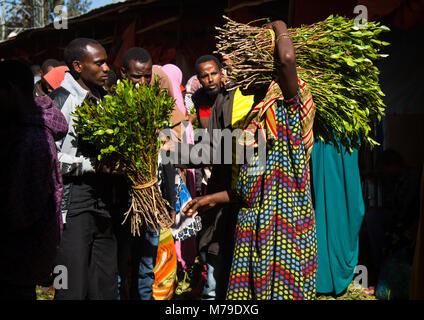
[226,82,317,300]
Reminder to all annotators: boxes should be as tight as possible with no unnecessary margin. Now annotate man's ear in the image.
[72,60,83,74]
[120,67,127,79]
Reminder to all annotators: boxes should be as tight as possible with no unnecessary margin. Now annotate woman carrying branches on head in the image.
[182,20,317,300]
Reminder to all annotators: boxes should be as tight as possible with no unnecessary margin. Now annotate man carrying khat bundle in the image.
[117,47,179,300]
[183,20,317,300]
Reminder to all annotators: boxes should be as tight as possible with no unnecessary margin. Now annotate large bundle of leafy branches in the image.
[73,78,175,235]
[215,15,390,152]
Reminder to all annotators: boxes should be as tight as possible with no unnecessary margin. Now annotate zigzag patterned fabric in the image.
[239,79,315,162]
[226,83,317,300]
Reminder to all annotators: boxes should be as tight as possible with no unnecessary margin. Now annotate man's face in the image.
[121,59,152,86]
[197,61,222,97]
[74,43,110,87]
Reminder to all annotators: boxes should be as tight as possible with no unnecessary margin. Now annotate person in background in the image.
[42,59,61,75]
[118,47,178,300]
[192,55,225,199]
[50,38,123,300]
[161,63,199,295]
[161,64,196,197]
[311,140,365,296]
[31,64,42,83]
[184,74,207,212]
[0,60,67,300]
[193,55,231,300]
[34,59,61,97]
[104,69,117,94]
[164,54,239,300]
[372,150,422,299]
[192,55,223,130]
[184,74,202,118]
[184,75,205,199]
[165,53,246,299]
[151,65,186,143]
[183,20,317,300]
[410,160,424,300]
[43,66,70,92]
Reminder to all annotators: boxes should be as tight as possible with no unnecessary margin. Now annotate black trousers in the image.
[54,175,122,300]
[54,212,118,300]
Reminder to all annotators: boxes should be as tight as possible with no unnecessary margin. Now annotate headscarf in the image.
[161,64,187,117]
[43,66,69,90]
[161,64,196,198]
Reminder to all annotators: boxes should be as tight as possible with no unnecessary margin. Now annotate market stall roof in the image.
[0,0,291,81]
[2,0,421,63]
[0,0,169,58]
[0,0,286,56]
[0,0,158,42]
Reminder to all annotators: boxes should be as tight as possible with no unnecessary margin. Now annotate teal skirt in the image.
[311,140,365,295]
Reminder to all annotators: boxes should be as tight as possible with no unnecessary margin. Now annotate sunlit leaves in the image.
[216,15,390,153]
[72,76,174,177]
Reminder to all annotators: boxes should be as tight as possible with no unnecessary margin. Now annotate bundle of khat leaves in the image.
[215,15,390,152]
[73,78,175,235]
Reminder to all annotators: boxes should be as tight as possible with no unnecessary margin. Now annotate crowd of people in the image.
[1,18,422,301]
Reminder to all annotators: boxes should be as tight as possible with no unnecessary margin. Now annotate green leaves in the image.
[94,129,104,136]
[216,14,390,153]
[73,77,177,234]
[72,77,175,178]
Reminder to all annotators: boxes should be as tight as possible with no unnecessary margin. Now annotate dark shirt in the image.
[169,87,238,255]
[192,87,215,130]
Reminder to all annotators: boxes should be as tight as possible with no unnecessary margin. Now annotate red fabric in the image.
[43,66,69,90]
[198,105,212,118]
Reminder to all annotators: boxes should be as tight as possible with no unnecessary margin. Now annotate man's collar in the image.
[61,72,89,102]
[61,72,107,103]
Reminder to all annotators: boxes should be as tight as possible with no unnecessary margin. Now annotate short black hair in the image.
[195,55,221,75]
[30,64,41,75]
[64,38,102,72]
[0,60,34,97]
[41,59,60,74]
[106,69,117,87]
[122,47,151,70]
